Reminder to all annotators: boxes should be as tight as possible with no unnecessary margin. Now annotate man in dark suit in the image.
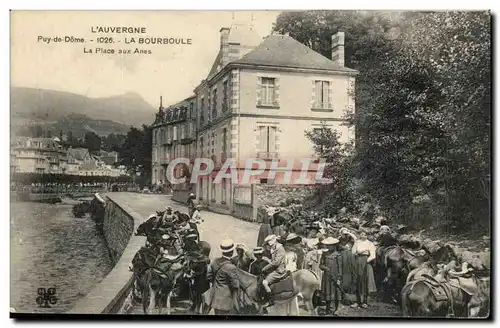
[206,239,240,315]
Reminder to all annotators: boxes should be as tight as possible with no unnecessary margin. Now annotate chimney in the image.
[219,27,230,68]
[159,95,163,109]
[331,31,345,66]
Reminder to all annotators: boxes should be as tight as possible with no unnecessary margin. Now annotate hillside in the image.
[10,87,157,136]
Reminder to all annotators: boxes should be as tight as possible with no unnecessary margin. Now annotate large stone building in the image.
[151,95,197,188]
[152,24,358,213]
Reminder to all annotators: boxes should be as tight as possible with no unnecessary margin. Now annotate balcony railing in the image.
[257,151,279,160]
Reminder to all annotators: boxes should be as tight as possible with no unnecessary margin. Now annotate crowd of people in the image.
[130,196,489,317]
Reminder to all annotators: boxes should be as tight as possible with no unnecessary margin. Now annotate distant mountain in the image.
[10,87,158,136]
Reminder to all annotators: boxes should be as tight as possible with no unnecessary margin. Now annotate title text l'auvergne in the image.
[91,26,147,34]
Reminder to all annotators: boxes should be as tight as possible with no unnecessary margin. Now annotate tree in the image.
[119,125,152,185]
[102,133,126,152]
[276,10,491,231]
[84,131,102,153]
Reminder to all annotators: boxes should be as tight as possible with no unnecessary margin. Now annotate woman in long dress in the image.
[257,215,273,245]
[351,231,377,308]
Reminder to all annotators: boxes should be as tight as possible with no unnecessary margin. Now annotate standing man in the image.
[231,244,253,272]
[187,193,196,218]
[261,235,287,306]
[249,247,270,276]
[206,239,240,315]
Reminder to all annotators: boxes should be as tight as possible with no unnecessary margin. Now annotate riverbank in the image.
[10,201,113,313]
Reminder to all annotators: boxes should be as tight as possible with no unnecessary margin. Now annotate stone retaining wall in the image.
[254,184,317,208]
[68,193,146,314]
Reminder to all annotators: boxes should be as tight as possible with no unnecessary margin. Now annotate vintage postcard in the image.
[9,10,491,318]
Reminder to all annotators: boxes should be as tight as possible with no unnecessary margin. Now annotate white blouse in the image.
[352,239,376,263]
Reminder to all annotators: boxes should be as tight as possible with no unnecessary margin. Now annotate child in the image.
[319,237,343,316]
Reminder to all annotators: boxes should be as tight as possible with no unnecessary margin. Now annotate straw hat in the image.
[220,239,235,252]
[286,233,302,242]
[253,247,264,255]
[186,233,197,240]
[339,227,349,234]
[147,214,156,220]
[162,234,170,240]
[322,237,340,245]
[264,234,277,245]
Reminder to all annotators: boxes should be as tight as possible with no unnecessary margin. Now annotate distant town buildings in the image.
[151,24,358,212]
[10,136,126,177]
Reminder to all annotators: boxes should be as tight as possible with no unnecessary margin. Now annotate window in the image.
[200,137,204,157]
[222,128,227,155]
[199,178,203,200]
[313,127,331,155]
[221,178,227,203]
[190,102,194,119]
[200,97,205,124]
[314,81,331,109]
[212,89,217,117]
[260,77,276,106]
[211,180,216,202]
[222,80,229,111]
[211,133,215,154]
[258,126,277,155]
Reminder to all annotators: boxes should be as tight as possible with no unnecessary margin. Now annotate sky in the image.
[10,10,280,107]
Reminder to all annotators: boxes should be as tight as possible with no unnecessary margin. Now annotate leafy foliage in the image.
[276,11,491,231]
[118,125,152,184]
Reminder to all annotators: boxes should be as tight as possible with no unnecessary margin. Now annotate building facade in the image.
[193,26,357,212]
[151,25,357,213]
[151,95,197,188]
[11,138,126,177]
[11,137,68,174]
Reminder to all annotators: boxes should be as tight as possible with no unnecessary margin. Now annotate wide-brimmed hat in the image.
[322,237,340,245]
[253,247,264,255]
[236,243,246,250]
[196,205,202,210]
[147,214,156,220]
[220,239,235,252]
[286,233,302,242]
[263,234,277,245]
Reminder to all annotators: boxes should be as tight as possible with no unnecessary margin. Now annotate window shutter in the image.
[256,77,262,106]
[322,82,329,108]
[315,81,322,108]
[273,78,280,107]
[269,126,276,153]
[328,81,333,109]
[259,126,266,152]
[311,80,316,108]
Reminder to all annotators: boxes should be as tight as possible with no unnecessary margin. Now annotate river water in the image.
[10,201,113,313]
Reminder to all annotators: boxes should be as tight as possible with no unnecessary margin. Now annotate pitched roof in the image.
[232,35,357,73]
[67,148,89,161]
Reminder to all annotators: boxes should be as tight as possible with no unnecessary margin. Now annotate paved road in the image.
[109,193,260,315]
[111,193,400,317]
